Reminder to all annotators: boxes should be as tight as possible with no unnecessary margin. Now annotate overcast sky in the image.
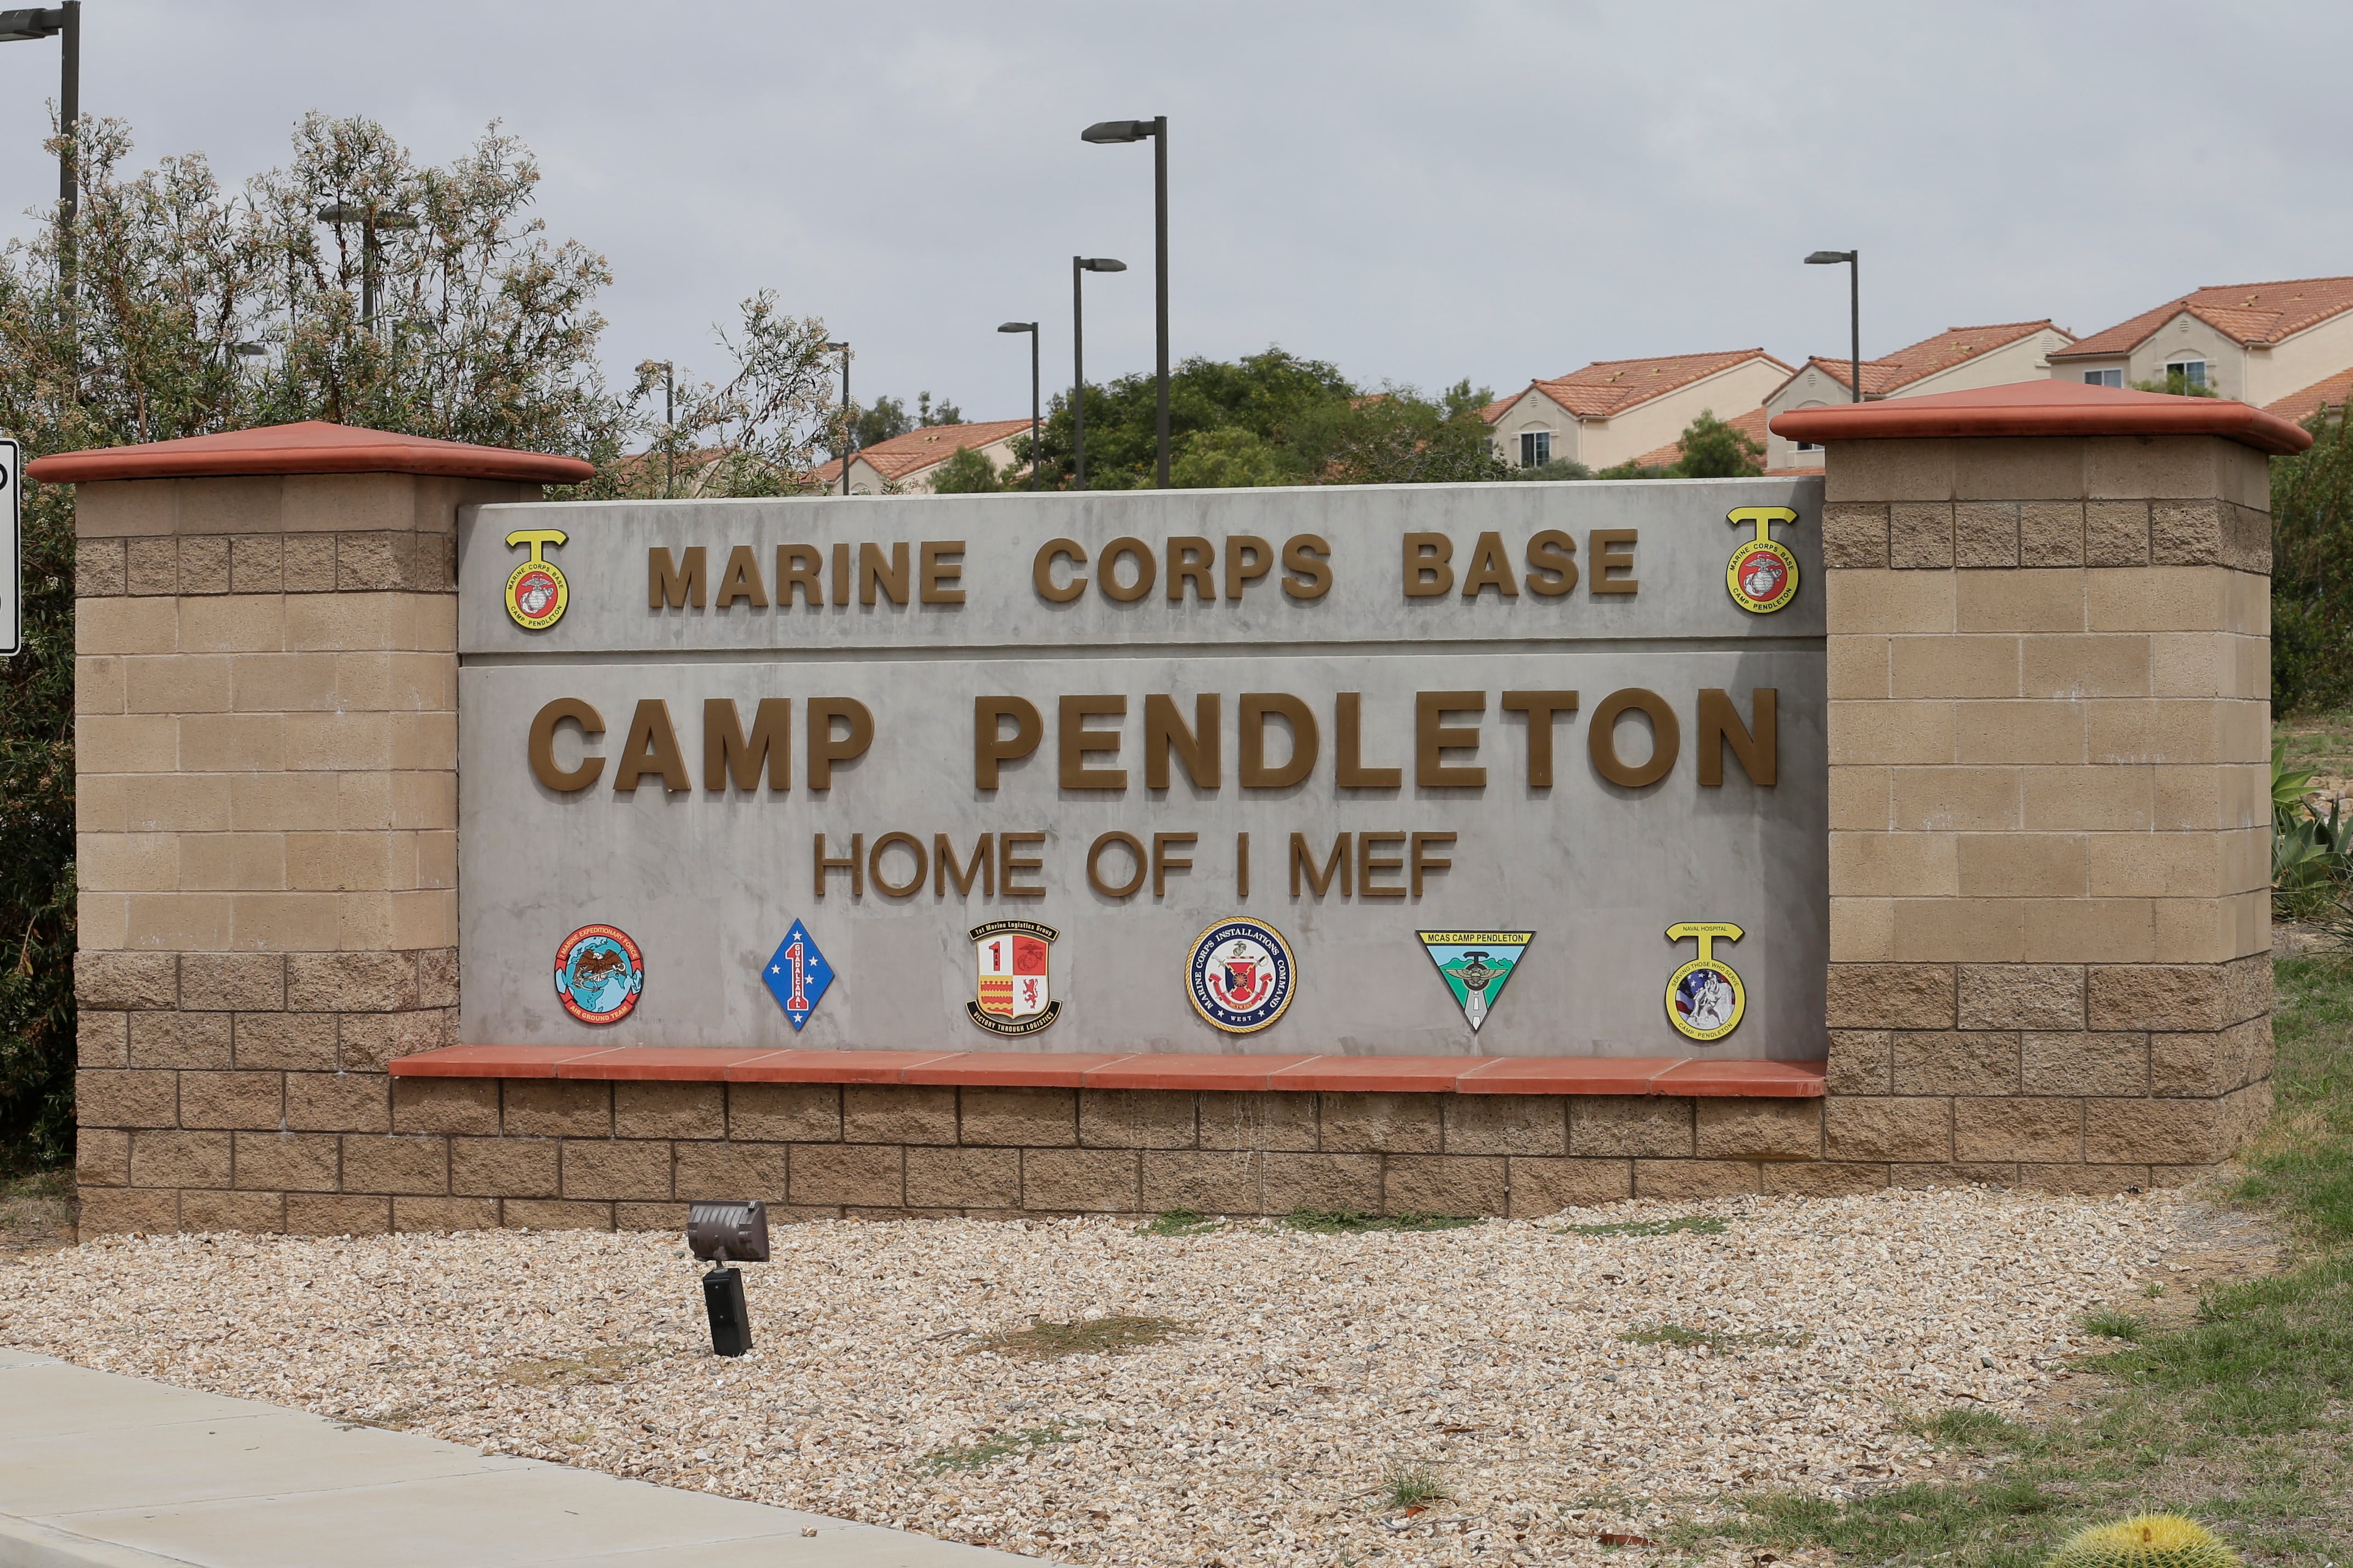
[3,2,2349,425]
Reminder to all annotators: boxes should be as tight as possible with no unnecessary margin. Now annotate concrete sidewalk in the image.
[0,1346,1038,1567]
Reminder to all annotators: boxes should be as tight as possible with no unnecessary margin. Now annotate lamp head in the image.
[686,1199,770,1264]
[0,9,67,42]
[1805,250,1856,265]
[821,341,848,352]
[230,342,268,357]
[1078,257,1128,273]
[1081,119,1155,144]
[998,322,1037,334]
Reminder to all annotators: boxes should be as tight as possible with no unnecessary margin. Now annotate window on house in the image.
[1519,430,1552,467]
[2083,369,2123,388]
[1795,440,1818,452]
[2163,359,2207,387]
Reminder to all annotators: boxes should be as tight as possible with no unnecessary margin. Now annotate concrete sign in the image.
[456,479,1826,1058]
[1,436,19,656]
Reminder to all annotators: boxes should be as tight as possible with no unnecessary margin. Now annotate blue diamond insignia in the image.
[763,920,834,1031]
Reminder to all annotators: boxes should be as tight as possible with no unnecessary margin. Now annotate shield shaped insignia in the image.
[967,920,1061,1037]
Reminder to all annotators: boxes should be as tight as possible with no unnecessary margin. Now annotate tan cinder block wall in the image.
[1819,434,2275,1192]
[71,473,535,1234]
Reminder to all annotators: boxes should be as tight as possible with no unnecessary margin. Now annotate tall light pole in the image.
[317,203,419,331]
[1080,116,1168,487]
[997,322,1040,490]
[648,360,675,498]
[1805,250,1861,403]
[1071,256,1125,489]
[823,341,851,495]
[2,4,80,320]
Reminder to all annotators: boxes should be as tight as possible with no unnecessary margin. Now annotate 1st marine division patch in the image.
[1186,917,1296,1035]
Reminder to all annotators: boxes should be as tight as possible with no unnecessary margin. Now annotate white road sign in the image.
[0,436,18,657]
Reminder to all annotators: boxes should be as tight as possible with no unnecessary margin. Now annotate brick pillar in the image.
[47,424,585,1234]
[1782,385,2298,1192]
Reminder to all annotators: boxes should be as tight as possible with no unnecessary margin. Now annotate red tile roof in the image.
[1784,320,2067,399]
[1482,349,1791,425]
[2264,366,2353,427]
[1770,379,2312,455]
[25,420,594,484]
[808,418,1032,486]
[2052,275,2353,359]
[1625,407,1770,471]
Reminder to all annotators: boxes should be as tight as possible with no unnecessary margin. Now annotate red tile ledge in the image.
[391,1047,1826,1097]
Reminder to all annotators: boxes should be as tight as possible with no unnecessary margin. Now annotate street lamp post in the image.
[997,322,1040,490]
[1080,115,1168,487]
[2,3,81,321]
[317,203,419,331]
[1071,256,1125,489]
[1804,250,1861,403]
[648,360,675,498]
[822,341,851,496]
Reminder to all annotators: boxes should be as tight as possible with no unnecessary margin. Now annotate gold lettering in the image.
[1033,538,1087,602]
[1166,536,1215,603]
[613,699,689,792]
[1290,832,1350,898]
[1059,695,1128,789]
[1500,690,1578,787]
[974,696,1043,788]
[1281,534,1332,600]
[1144,693,1221,789]
[1525,529,1578,596]
[1356,831,1406,899]
[1415,691,1487,788]
[935,832,995,896]
[814,832,863,898]
[1224,535,1272,600]
[1335,691,1401,788]
[1460,531,1519,599]
[806,697,873,789]
[703,697,791,791]
[1410,832,1454,897]
[1099,537,1156,602]
[1589,687,1679,786]
[859,540,910,605]
[831,541,852,606]
[1152,832,1196,897]
[1236,831,1251,899]
[1240,693,1318,787]
[868,831,928,898]
[528,698,603,792]
[999,831,1046,897]
[1590,528,1639,594]
[1402,531,1453,597]
[713,544,768,608]
[919,540,966,604]
[1698,687,1777,787]
[1087,830,1147,899]
[777,543,824,607]
[648,545,706,609]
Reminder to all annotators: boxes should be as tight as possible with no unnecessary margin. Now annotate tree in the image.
[626,292,835,498]
[1667,409,1765,478]
[926,444,1003,494]
[2131,370,2220,398]
[2272,405,2353,712]
[1172,426,1292,488]
[854,394,911,450]
[0,110,683,1167]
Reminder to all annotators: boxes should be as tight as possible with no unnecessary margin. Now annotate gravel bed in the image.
[1,1188,2186,1565]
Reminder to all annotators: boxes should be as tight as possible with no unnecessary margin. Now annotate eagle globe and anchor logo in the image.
[1725,506,1800,615]
[1186,917,1296,1035]
[504,527,570,631]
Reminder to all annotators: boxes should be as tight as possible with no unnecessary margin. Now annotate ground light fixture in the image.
[998,321,1040,489]
[822,341,851,495]
[1071,257,1125,488]
[685,1200,770,1357]
[1805,249,1861,403]
[1080,116,1169,487]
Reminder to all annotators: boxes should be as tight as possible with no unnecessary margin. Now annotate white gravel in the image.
[1,1187,2186,1565]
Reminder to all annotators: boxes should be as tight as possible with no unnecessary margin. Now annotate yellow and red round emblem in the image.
[503,527,571,631]
[1724,506,1800,616]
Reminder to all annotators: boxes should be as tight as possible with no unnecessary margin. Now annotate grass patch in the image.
[976,1315,1185,1359]
[1376,1461,1450,1510]
[1555,1214,1728,1238]
[500,1346,655,1388]
[1136,1209,1221,1237]
[1620,1322,1811,1353]
[1282,1210,1478,1234]
[1678,952,2353,1566]
[920,1423,1080,1473]
[0,1169,75,1251]
[2080,1310,2145,1341]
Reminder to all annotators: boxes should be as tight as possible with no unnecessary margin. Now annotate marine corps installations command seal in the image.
[452,479,1827,1061]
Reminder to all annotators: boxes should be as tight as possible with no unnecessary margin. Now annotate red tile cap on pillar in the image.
[25,419,596,484]
[1769,379,2312,456]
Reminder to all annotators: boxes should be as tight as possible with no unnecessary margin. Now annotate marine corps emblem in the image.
[1664,921,1745,1043]
[1724,506,1799,614]
[969,919,1061,1037]
[1186,917,1296,1035]
[555,923,643,1025]
[504,527,570,631]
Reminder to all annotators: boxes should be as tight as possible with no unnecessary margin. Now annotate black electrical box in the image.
[702,1265,751,1357]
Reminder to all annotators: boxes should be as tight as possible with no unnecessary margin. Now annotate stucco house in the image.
[808,418,1033,494]
[1480,349,1791,472]
[1762,320,2075,471]
[2048,275,2353,408]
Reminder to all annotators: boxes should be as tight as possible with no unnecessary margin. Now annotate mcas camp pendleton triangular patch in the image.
[1417,930,1533,1033]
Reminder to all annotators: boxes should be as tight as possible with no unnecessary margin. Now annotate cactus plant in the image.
[2046,1515,2240,1568]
